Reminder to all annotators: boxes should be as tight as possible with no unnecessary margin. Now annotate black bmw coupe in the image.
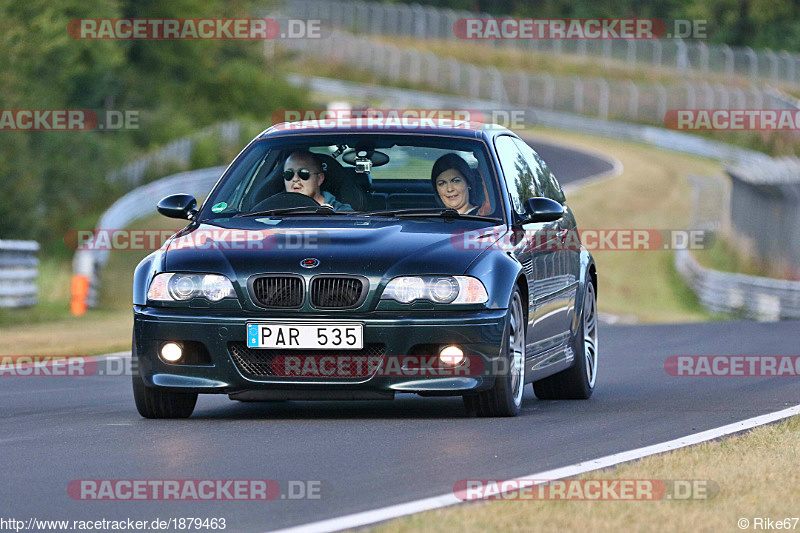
[132,118,598,418]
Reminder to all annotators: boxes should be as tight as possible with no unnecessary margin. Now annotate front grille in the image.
[251,275,303,308]
[310,276,367,309]
[228,342,386,380]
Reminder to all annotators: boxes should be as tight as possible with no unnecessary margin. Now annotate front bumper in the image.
[133,306,508,397]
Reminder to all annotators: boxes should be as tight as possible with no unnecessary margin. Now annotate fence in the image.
[0,240,39,308]
[73,167,226,310]
[282,30,798,126]
[286,0,800,86]
[287,74,771,166]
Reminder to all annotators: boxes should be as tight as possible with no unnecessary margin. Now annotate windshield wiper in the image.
[363,207,499,222]
[238,206,352,217]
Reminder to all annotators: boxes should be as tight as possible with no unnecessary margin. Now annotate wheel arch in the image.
[514,272,529,321]
[571,248,597,337]
[464,250,526,310]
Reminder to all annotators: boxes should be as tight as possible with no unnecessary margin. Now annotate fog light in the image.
[160,342,183,363]
[439,345,464,365]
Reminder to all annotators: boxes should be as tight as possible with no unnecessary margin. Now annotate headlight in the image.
[147,273,235,302]
[381,276,488,304]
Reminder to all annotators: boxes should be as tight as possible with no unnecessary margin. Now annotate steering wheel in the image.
[249,192,320,212]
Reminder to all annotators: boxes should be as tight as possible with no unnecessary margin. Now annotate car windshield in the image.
[202,133,503,222]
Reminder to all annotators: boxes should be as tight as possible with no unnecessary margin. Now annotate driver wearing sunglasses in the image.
[283,150,353,211]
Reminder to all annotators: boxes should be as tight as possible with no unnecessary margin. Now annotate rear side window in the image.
[494,135,539,216]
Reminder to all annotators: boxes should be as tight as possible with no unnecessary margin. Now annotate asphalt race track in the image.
[526,139,617,185]
[2,144,796,532]
[2,322,798,531]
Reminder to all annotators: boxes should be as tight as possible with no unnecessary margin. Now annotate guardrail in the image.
[287,0,800,87]
[675,248,800,321]
[73,167,226,311]
[675,174,800,321]
[0,240,39,308]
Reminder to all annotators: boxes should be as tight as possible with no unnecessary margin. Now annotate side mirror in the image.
[523,197,564,223]
[157,194,197,220]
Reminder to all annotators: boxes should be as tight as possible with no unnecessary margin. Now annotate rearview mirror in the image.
[157,194,197,220]
[523,197,564,223]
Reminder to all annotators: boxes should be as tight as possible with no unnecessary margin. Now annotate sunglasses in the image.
[283,168,321,181]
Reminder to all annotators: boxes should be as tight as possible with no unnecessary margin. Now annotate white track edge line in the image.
[267,403,800,533]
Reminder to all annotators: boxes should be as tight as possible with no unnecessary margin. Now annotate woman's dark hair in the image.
[430,153,477,207]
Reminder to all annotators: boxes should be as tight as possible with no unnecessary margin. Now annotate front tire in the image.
[132,337,197,419]
[533,279,597,400]
[132,376,198,419]
[463,287,526,417]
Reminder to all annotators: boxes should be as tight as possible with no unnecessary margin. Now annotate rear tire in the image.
[533,279,597,400]
[132,336,197,419]
[463,287,525,417]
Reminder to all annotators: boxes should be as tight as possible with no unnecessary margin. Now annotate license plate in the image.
[246,322,363,349]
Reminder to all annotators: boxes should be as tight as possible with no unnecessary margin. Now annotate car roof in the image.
[257,118,513,143]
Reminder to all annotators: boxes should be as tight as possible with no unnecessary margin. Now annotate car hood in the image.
[163,218,506,281]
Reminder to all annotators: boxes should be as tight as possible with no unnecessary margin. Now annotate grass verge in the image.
[367,414,800,533]
[693,236,771,278]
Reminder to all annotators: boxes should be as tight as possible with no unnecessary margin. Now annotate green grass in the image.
[691,235,796,280]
